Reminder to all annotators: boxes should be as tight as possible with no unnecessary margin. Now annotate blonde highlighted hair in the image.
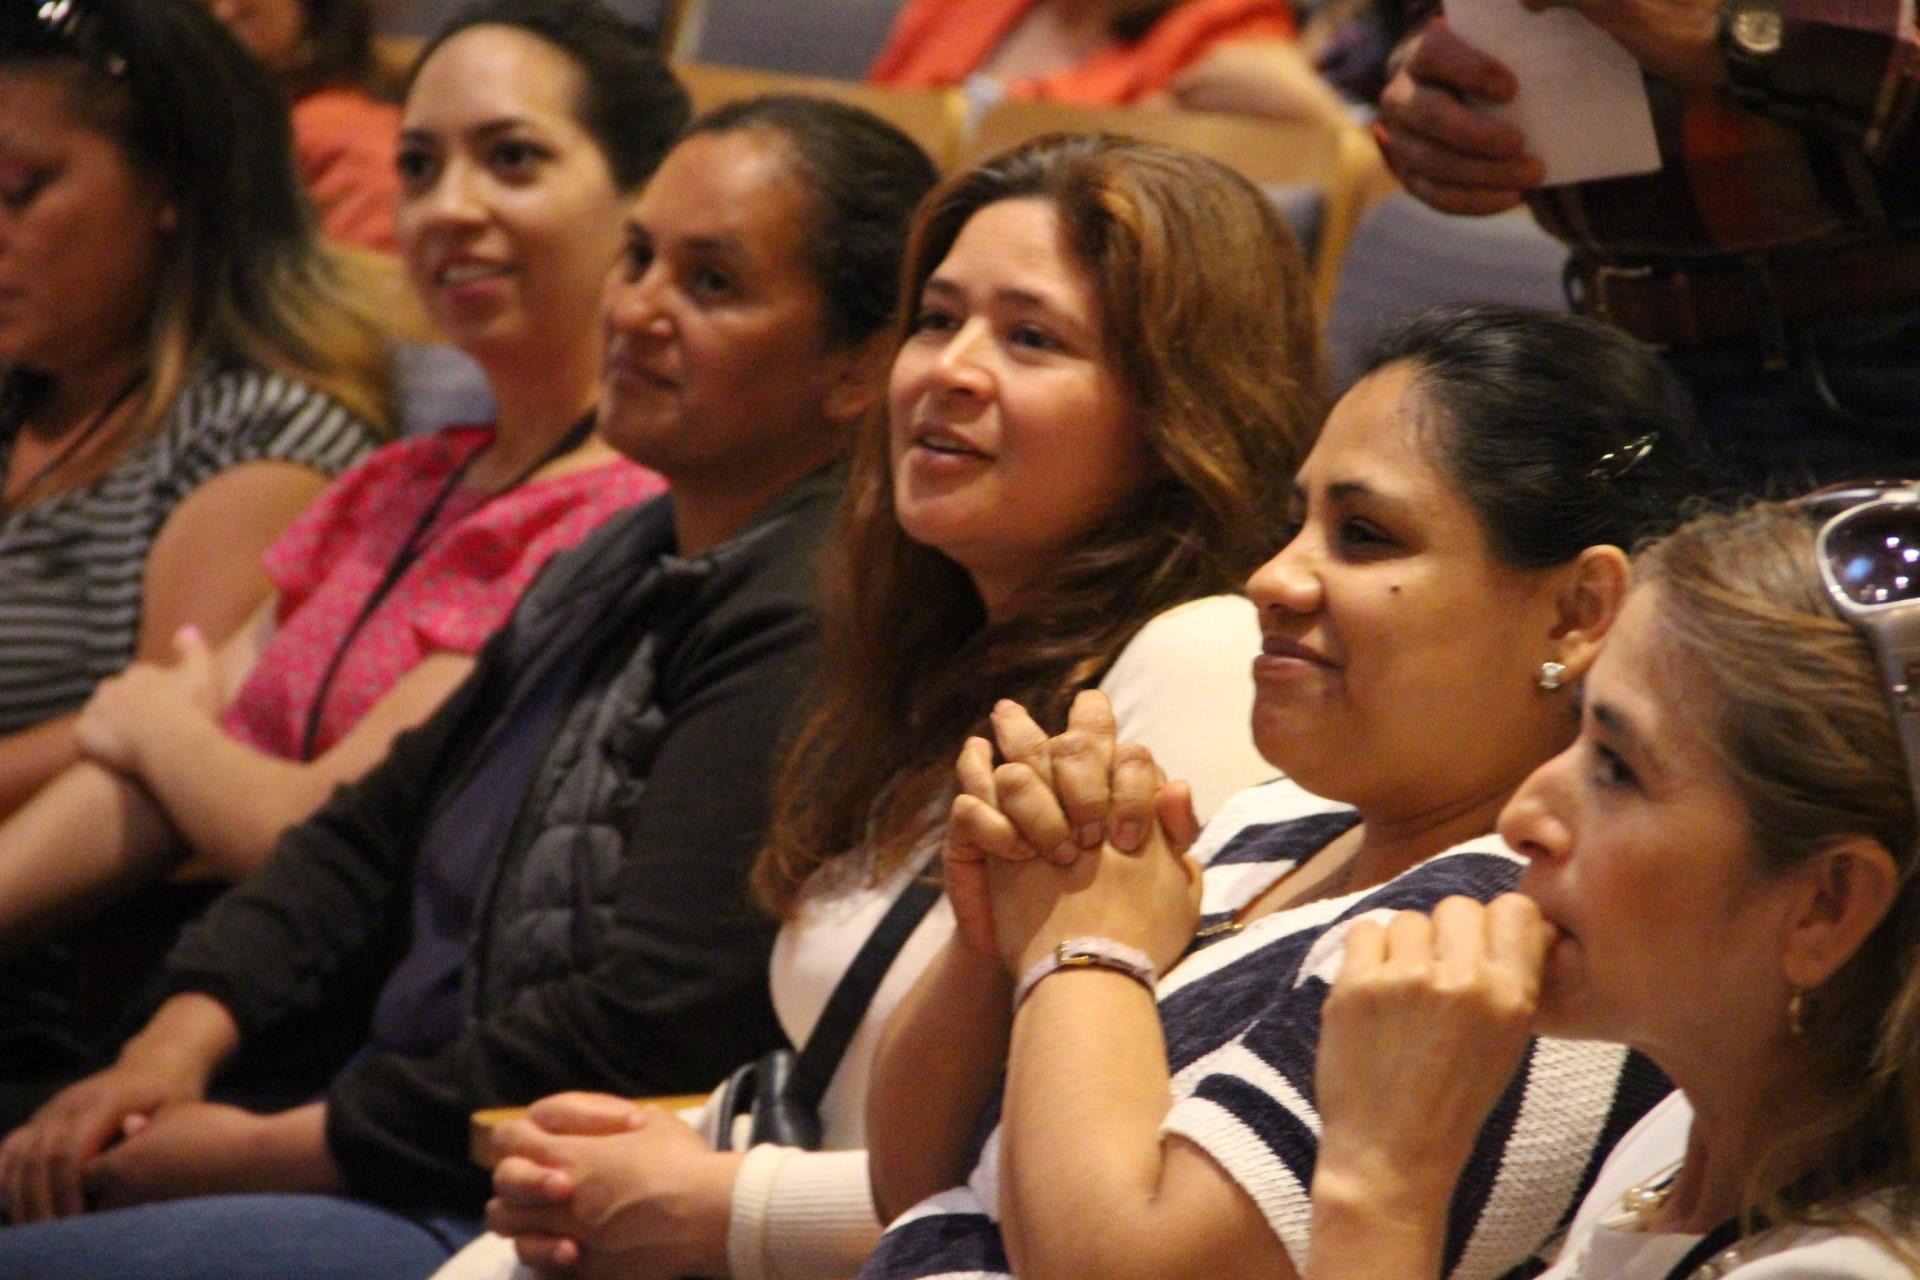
[1637,501,1920,1249]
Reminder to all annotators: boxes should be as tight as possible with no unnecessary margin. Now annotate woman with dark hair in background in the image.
[201,0,405,251]
[861,305,1704,1280]
[463,129,1318,1280]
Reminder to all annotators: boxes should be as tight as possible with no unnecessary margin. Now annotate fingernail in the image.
[1053,839,1079,864]
[1114,821,1144,850]
[1078,822,1102,849]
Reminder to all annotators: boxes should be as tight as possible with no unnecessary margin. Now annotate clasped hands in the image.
[0,1075,315,1224]
[944,690,1204,981]
[484,1093,740,1280]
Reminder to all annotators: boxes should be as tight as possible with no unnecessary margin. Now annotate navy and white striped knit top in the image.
[862,778,1670,1280]
[0,362,376,735]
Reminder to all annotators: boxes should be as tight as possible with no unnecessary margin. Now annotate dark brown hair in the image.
[755,132,1322,916]
[285,0,375,96]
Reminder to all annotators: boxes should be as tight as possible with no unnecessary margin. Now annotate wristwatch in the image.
[1718,0,1784,106]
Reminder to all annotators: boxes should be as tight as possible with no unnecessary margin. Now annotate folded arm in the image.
[0,461,328,819]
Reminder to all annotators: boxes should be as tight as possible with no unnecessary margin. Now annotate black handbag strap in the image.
[783,873,942,1114]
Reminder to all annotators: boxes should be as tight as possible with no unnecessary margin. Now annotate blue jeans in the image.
[1664,307,1920,499]
[0,1194,482,1278]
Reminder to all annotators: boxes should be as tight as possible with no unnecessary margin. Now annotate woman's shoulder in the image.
[1113,594,1256,660]
[868,0,1030,85]
[1103,593,1277,821]
[1193,778,1352,865]
[161,361,375,453]
[1742,1213,1920,1279]
[1552,1093,1920,1280]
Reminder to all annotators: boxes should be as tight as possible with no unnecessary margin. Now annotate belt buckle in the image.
[1573,262,1700,349]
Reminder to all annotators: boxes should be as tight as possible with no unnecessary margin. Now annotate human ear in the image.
[819,332,891,427]
[1546,545,1631,682]
[1780,835,1902,991]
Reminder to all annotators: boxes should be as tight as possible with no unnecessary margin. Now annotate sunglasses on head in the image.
[3,1,127,79]
[1805,480,1920,824]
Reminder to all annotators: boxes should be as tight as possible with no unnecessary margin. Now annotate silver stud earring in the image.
[1538,661,1567,692]
[1788,988,1809,1037]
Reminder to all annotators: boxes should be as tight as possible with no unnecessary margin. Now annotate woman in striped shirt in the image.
[0,0,389,817]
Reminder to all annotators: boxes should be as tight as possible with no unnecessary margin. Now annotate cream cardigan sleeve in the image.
[727,1146,881,1280]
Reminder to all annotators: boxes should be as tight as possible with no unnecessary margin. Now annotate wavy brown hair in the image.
[755,132,1323,916]
[1637,502,1920,1252]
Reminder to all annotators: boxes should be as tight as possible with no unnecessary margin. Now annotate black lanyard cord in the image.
[296,411,597,761]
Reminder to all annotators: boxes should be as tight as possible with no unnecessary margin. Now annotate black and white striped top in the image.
[0,362,376,735]
[861,779,1671,1280]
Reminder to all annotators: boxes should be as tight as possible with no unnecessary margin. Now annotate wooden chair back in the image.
[674,60,969,171]
[963,98,1387,312]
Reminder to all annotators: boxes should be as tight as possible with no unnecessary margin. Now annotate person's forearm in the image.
[0,761,177,954]
[131,710,337,879]
[866,937,1013,1222]
[0,712,84,823]
[999,971,1188,1280]
[120,992,243,1092]
[241,1103,346,1194]
[1303,1165,1448,1280]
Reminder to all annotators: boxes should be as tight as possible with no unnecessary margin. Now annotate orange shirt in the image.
[292,86,402,255]
[869,0,1294,105]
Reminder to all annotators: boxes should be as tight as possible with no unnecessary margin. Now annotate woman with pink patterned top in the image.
[0,1,684,982]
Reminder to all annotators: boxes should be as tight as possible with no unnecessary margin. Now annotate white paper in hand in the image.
[1441,0,1661,186]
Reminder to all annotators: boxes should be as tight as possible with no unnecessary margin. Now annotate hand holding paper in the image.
[1373,21,1545,216]
[1442,0,1661,185]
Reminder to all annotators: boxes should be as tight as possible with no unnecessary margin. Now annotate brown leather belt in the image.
[1567,240,1920,349]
